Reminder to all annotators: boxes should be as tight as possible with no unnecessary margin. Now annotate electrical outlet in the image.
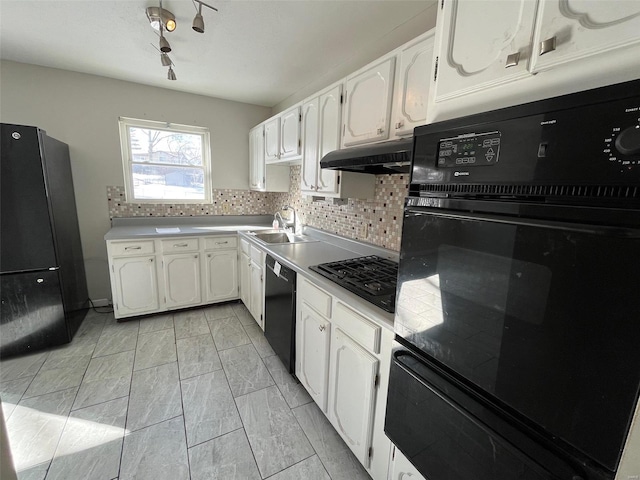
[359,223,368,238]
[221,203,230,213]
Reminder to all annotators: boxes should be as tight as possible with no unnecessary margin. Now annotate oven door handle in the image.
[406,208,640,238]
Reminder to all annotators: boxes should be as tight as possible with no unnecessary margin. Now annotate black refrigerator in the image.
[1,123,89,358]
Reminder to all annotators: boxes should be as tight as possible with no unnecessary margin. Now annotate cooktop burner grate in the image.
[309,256,398,313]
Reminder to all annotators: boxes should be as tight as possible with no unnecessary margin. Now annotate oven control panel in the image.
[437,131,501,167]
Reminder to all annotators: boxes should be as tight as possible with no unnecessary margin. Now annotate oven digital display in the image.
[437,131,501,167]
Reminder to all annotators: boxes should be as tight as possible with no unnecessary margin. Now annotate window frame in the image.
[118,117,212,204]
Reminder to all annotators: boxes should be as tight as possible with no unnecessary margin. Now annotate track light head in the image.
[159,32,171,53]
[146,6,176,32]
[160,53,172,66]
[168,66,177,81]
[192,12,205,33]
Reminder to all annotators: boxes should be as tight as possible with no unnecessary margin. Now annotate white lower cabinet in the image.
[296,276,393,480]
[204,250,238,303]
[247,244,265,329]
[163,253,201,308]
[388,446,427,480]
[239,240,251,307]
[111,255,159,317]
[297,302,331,411]
[107,235,239,319]
[328,327,378,467]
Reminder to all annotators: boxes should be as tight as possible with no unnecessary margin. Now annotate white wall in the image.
[271,3,438,115]
[0,60,271,301]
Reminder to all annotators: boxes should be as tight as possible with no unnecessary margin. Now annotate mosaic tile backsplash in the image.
[108,165,409,251]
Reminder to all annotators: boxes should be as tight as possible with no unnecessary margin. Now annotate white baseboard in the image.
[90,298,111,307]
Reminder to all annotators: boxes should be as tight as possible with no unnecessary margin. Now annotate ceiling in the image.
[0,0,435,107]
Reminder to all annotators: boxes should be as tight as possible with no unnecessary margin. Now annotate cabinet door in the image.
[301,97,320,194]
[433,0,537,102]
[264,117,280,163]
[389,446,427,480]
[328,327,378,467]
[249,126,265,191]
[343,57,395,147]
[240,251,251,307]
[205,250,238,303]
[530,1,640,72]
[317,85,342,195]
[249,261,264,329]
[163,253,201,309]
[297,302,331,411]
[112,256,159,317]
[392,34,434,137]
[280,105,301,160]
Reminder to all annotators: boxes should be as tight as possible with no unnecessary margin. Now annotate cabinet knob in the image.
[539,36,557,56]
[207,253,211,257]
[505,52,520,68]
[377,128,384,135]
[194,255,198,259]
[319,325,325,332]
[395,121,404,129]
[150,258,154,262]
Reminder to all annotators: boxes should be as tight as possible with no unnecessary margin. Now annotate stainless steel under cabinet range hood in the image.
[319,137,413,175]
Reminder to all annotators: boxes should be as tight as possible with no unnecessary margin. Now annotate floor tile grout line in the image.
[117,325,140,480]
[289,402,336,480]
[184,425,245,451]
[176,355,193,480]
[261,452,319,480]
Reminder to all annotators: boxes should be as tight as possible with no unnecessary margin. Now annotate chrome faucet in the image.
[282,205,300,234]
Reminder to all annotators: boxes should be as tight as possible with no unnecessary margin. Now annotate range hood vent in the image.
[320,137,413,175]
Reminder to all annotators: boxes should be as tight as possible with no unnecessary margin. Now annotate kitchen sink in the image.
[251,231,316,245]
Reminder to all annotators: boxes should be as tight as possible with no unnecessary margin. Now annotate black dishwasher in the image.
[264,255,297,373]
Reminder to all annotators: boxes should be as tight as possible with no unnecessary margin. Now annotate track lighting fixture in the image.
[145,0,219,81]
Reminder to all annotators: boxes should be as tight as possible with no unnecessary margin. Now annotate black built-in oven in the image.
[385,79,640,480]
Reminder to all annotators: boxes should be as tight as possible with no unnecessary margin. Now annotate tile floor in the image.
[1,302,370,480]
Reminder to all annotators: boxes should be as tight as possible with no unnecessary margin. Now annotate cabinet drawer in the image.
[161,237,199,253]
[299,277,332,318]
[109,240,155,257]
[334,301,381,354]
[204,236,237,250]
[250,244,264,264]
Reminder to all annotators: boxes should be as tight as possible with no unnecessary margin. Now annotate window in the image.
[118,117,212,203]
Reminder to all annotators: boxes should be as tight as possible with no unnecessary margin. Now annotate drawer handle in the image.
[215,241,229,245]
[125,246,142,250]
[539,36,557,56]
[174,243,189,247]
[505,52,520,68]
[319,325,326,332]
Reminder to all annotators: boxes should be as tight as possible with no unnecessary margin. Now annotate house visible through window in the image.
[118,117,212,203]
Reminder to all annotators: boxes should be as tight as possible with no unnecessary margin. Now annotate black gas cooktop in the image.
[309,255,398,313]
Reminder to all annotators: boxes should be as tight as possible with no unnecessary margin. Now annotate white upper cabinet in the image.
[264,117,280,163]
[301,97,320,193]
[249,125,265,191]
[343,57,396,147]
[530,1,640,72]
[391,32,435,137]
[433,0,538,103]
[280,105,302,160]
[317,84,343,195]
